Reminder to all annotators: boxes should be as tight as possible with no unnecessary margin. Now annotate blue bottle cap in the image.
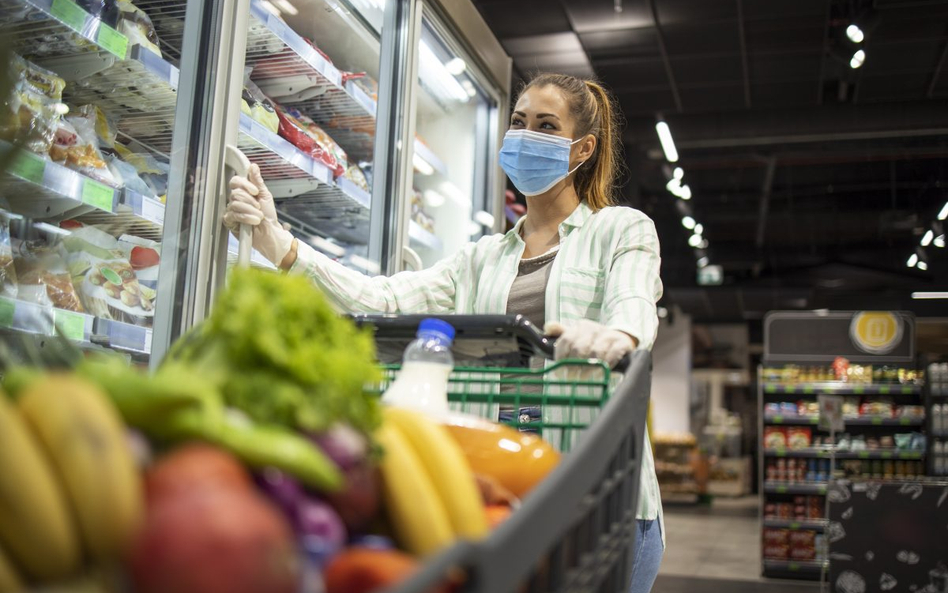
[418,318,455,343]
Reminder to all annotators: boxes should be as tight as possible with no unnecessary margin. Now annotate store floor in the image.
[652,497,818,593]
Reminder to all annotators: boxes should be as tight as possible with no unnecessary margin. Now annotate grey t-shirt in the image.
[505,246,558,329]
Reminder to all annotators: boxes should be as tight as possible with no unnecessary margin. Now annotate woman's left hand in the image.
[544,320,637,368]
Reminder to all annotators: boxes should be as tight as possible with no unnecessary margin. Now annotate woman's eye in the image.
[511,118,524,127]
[540,122,556,130]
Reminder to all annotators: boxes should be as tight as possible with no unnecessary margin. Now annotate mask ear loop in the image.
[568,135,591,175]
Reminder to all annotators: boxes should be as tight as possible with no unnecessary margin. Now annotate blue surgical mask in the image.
[499,129,586,196]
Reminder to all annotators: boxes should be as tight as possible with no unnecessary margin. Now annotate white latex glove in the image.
[544,320,635,368]
[223,163,293,266]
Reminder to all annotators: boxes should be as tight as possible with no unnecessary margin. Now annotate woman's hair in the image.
[519,73,622,210]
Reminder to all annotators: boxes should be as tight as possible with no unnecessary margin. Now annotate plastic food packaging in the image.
[61,227,155,326]
[764,427,787,449]
[117,0,162,57]
[113,144,170,201]
[77,0,119,25]
[12,239,85,312]
[0,55,66,156]
[276,107,346,177]
[48,108,119,187]
[241,79,280,134]
[107,155,155,198]
[343,164,369,192]
[0,213,18,299]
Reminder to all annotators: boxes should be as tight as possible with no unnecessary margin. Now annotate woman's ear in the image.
[576,133,597,163]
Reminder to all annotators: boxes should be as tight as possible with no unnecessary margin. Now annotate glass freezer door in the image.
[405,8,504,269]
[0,0,194,361]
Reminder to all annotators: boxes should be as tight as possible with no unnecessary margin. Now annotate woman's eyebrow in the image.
[511,111,560,120]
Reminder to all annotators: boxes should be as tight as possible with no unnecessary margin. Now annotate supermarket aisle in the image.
[652,497,819,592]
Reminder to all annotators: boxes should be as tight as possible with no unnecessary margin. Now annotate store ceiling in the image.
[471,0,948,322]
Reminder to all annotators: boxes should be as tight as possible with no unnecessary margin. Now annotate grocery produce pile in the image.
[0,269,561,593]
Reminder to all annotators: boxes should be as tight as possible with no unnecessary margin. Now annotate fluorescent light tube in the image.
[911,292,948,299]
[655,121,679,163]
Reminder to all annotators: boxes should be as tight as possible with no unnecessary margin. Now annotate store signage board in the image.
[818,395,844,432]
[764,311,914,364]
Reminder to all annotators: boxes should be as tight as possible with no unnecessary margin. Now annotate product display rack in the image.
[925,359,948,477]
[653,434,700,501]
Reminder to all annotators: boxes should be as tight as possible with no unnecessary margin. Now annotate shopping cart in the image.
[355,315,652,593]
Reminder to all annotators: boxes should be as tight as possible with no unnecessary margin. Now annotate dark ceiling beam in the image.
[816,0,832,105]
[756,158,776,249]
[646,0,682,112]
[927,38,948,97]
[623,100,948,148]
[736,0,751,108]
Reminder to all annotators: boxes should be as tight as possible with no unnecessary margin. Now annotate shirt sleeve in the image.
[289,240,472,314]
[600,210,664,351]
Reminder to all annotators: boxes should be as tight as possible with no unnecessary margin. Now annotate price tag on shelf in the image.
[9,150,45,184]
[50,0,88,33]
[785,386,796,394]
[899,417,912,426]
[789,522,800,530]
[818,394,844,432]
[803,386,814,394]
[858,451,870,459]
[765,384,777,394]
[144,328,153,355]
[871,417,883,425]
[772,415,784,424]
[0,298,14,328]
[96,24,128,59]
[879,385,891,394]
[853,385,865,394]
[776,485,788,493]
[901,386,913,394]
[141,197,164,226]
[81,179,115,212]
[881,451,893,459]
[54,310,86,342]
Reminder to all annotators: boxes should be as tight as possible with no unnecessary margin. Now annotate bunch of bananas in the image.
[0,375,143,592]
[376,407,489,557]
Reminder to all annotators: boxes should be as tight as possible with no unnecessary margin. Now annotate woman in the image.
[225,73,665,592]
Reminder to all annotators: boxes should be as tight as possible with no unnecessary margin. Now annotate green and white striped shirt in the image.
[291,201,664,528]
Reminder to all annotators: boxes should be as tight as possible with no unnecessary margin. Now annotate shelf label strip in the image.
[0,298,14,328]
[50,0,87,33]
[96,24,128,59]
[53,309,86,341]
[81,179,116,212]
[9,150,46,184]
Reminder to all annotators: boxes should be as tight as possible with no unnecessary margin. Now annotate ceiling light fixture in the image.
[679,184,692,200]
[693,223,704,236]
[699,238,709,249]
[655,121,679,163]
[850,49,866,69]
[688,233,702,247]
[673,167,684,180]
[846,24,865,43]
[922,229,934,246]
[907,253,919,267]
[697,256,709,268]
[938,201,948,220]
[911,291,948,299]
[917,261,929,271]
[682,216,696,230]
[935,234,946,248]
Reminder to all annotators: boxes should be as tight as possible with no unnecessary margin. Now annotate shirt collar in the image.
[503,201,593,244]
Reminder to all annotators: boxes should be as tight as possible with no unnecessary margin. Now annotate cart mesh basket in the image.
[380,351,652,593]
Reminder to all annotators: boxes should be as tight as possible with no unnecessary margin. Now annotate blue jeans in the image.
[629,519,663,593]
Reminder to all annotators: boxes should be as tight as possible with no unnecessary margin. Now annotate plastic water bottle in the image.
[382,319,455,417]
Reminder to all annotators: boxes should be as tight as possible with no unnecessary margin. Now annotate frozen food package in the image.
[116,0,162,57]
[77,0,119,25]
[0,55,66,155]
[13,239,85,312]
[61,227,155,326]
[47,110,119,187]
[106,154,154,197]
[69,104,118,150]
[277,107,346,177]
[241,78,280,134]
[343,164,369,192]
[343,71,378,101]
[118,234,159,288]
[0,213,17,299]
[112,144,170,200]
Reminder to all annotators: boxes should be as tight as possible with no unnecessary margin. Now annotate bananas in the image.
[0,391,81,581]
[376,407,487,558]
[383,408,488,540]
[0,543,24,593]
[18,375,144,564]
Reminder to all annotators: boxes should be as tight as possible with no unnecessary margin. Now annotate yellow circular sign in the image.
[850,312,903,354]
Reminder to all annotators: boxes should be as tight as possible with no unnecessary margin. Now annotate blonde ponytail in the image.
[520,74,622,211]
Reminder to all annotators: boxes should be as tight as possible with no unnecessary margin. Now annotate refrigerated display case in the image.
[1,0,510,363]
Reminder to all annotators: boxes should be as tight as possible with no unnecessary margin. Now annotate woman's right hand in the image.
[223,163,294,266]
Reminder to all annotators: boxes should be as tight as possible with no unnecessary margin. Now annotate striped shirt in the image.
[291,201,664,528]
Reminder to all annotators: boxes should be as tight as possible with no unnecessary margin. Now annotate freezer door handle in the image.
[224,145,253,268]
[401,245,423,271]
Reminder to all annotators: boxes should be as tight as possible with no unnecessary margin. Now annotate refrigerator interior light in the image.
[438,181,467,205]
[687,233,702,247]
[693,223,704,236]
[474,210,495,228]
[423,189,446,208]
[273,0,299,15]
[655,121,679,163]
[412,153,435,176]
[461,80,477,98]
[445,57,467,76]
[419,39,470,104]
[850,49,866,69]
[938,201,948,220]
[308,236,345,258]
[921,229,934,246]
[467,221,482,236]
[259,0,281,16]
[681,216,695,230]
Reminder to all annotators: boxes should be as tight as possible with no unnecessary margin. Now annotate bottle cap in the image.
[418,318,455,343]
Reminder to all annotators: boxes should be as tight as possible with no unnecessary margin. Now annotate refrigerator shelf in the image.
[762,518,827,532]
[46,44,181,153]
[763,414,925,427]
[0,296,94,345]
[762,382,921,395]
[76,189,165,242]
[763,482,828,495]
[408,221,443,252]
[5,0,130,61]
[763,448,924,460]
